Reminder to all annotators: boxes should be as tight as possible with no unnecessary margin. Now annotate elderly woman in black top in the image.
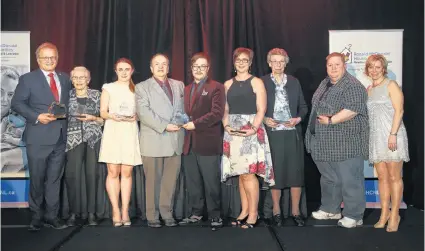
[65,66,104,226]
[262,48,308,227]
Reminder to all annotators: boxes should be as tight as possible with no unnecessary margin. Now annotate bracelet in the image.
[251,125,258,132]
[390,133,397,136]
[328,117,332,125]
[224,125,230,128]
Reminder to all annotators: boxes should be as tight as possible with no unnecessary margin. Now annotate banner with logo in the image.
[329,29,406,208]
[1,31,31,208]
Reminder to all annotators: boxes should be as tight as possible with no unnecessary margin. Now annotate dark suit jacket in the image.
[261,74,308,137]
[11,69,72,145]
[183,79,225,156]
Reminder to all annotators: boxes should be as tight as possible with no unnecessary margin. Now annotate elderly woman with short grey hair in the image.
[65,66,104,226]
[262,48,308,227]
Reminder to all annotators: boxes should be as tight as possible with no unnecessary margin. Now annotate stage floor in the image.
[1,207,423,251]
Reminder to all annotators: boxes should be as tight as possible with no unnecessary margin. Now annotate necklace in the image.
[372,78,386,87]
[236,74,251,86]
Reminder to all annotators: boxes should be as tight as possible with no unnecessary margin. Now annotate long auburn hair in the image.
[114,57,135,93]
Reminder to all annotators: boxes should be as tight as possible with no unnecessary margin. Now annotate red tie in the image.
[48,73,59,102]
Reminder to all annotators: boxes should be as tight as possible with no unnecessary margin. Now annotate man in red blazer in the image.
[180,53,225,230]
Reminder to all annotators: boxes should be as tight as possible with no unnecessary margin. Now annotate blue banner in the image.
[1,179,29,204]
[364,179,379,202]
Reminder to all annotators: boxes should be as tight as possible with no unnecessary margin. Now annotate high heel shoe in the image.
[240,216,260,229]
[122,219,132,227]
[231,215,248,227]
[386,215,400,232]
[122,214,132,227]
[374,214,390,228]
[112,210,122,227]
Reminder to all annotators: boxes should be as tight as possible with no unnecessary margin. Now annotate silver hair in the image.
[267,48,290,64]
[70,66,91,80]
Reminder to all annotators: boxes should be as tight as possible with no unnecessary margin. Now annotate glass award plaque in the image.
[48,102,67,118]
[230,130,247,134]
[116,102,134,119]
[70,103,87,118]
[273,107,291,123]
[171,111,190,126]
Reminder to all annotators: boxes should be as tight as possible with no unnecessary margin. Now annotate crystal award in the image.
[171,111,190,126]
[273,107,292,123]
[116,102,134,119]
[48,101,67,118]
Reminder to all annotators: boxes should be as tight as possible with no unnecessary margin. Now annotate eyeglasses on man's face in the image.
[38,56,57,61]
[191,65,209,71]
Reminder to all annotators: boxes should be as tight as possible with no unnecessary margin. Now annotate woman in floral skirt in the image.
[222,47,275,229]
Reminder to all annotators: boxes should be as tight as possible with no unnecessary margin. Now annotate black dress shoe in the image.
[44,218,68,230]
[292,215,305,227]
[28,219,42,232]
[87,213,98,226]
[273,214,283,227]
[210,217,223,231]
[67,214,76,226]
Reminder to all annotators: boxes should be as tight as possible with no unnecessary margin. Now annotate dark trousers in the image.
[65,142,98,216]
[26,133,66,221]
[183,151,221,219]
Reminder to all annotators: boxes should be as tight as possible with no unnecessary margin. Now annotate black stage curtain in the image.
[2,0,423,213]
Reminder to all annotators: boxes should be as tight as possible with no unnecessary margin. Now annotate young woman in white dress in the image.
[99,58,142,227]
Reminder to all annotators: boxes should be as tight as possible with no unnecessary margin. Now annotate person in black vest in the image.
[262,48,308,227]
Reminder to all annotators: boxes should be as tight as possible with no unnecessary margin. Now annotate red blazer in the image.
[183,79,225,156]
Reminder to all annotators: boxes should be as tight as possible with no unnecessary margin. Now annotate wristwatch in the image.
[328,117,332,125]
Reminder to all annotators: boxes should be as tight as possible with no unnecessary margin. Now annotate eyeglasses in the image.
[191,65,209,71]
[235,59,249,64]
[270,61,285,66]
[72,76,87,81]
[38,56,57,61]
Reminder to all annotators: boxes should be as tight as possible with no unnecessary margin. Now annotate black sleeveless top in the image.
[227,76,257,114]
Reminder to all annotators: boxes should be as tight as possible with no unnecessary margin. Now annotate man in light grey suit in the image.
[136,54,185,228]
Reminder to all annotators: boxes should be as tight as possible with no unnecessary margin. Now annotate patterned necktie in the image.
[48,73,59,102]
[161,81,173,103]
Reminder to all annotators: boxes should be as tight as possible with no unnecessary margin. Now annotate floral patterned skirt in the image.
[221,114,275,186]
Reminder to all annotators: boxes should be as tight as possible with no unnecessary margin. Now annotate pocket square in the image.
[201,90,208,96]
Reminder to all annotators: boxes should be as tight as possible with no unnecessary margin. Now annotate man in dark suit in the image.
[11,42,72,231]
[180,53,225,230]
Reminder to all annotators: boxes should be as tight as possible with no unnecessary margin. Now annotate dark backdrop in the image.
[2,0,423,209]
